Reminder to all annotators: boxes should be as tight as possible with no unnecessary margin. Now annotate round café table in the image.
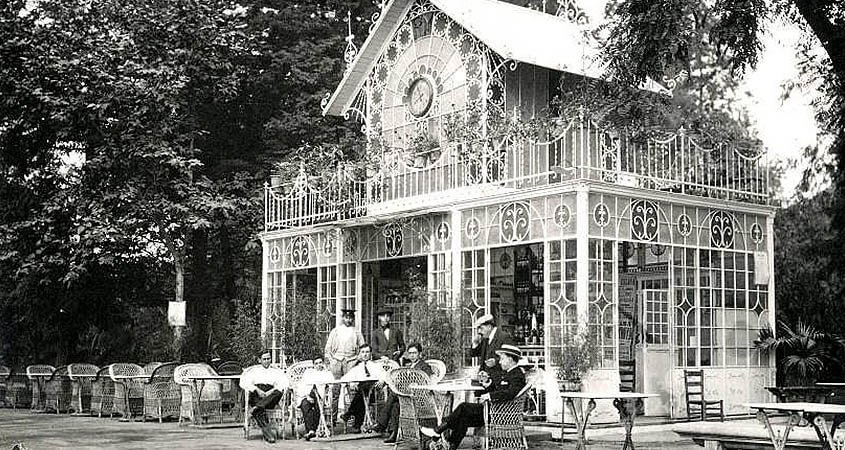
[559,391,657,450]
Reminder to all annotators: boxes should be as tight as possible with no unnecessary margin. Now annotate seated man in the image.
[295,358,335,441]
[339,343,387,433]
[420,344,526,450]
[239,350,288,443]
[375,342,433,443]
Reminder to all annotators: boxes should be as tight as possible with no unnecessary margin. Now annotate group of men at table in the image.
[240,308,526,450]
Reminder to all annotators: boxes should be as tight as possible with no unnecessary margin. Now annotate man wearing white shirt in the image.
[295,358,335,441]
[240,350,288,443]
[339,344,387,432]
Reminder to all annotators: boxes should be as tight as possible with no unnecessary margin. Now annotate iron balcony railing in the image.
[265,117,769,231]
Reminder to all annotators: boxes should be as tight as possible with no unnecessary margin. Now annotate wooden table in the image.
[409,381,484,423]
[746,402,845,450]
[560,392,657,450]
[185,374,241,426]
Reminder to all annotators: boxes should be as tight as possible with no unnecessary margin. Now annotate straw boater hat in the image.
[495,344,523,360]
[473,313,495,328]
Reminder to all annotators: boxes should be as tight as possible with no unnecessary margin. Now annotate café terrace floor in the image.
[0,409,704,450]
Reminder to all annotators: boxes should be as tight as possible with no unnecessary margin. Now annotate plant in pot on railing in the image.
[552,327,601,392]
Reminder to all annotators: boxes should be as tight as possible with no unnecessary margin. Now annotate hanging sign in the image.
[754,252,769,285]
[168,301,186,327]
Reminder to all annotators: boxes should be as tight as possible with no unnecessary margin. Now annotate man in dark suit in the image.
[372,308,405,361]
[374,342,433,443]
[420,344,526,450]
[469,313,512,379]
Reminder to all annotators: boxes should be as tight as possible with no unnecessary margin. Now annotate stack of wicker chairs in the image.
[174,363,223,425]
[389,367,436,449]
[425,359,447,383]
[110,363,144,419]
[26,364,55,411]
[481,381,534,450]
[216,361,242,418]
[143,362,180,422]
[0,365,9,406]
[278,360,316,439]
[6,368,30,409]
[44,366,73,413]
[90,365,114,417]
[68,363,99,414]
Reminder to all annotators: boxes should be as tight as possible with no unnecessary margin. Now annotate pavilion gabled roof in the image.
[322,0,607,117]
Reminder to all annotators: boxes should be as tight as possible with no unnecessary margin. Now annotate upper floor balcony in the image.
[264,117,770,231]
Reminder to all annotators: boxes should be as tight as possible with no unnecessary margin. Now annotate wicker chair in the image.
[90,366,114,417]
[44,366,73,413]
[216,361,242,417]
[425,359,447,383]
[389,367,436,449]
[174,363,223,425]
[27,364,55,411]
[6,369,30,409]
[0,365,9,407]
[143,362,164,374]
[239,363,292,440]
[68,363,99,414]
[143,362,180,422]
[110,363,145,419]
[481,382,533,450]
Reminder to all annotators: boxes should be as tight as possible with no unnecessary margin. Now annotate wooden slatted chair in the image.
[174,363,223,425]
[0,366,9,407]
[6,369,31,409]
[27,364,55,411]
[684,369,724,421]
[482,381,534,450]
[143,362,181,422]
[69,363,99,414]
[389,367,435,449]
[44,366,73,413]
[90,366,114,417]
[110,363,144,419]
[425,359,447,383]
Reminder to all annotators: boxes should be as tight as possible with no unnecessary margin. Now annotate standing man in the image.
[420,344,527,450]
[324,309,365,414]
[469,313,512,379]
[371,308,405,362]
[240,350,288,443]
[375,342,433,443]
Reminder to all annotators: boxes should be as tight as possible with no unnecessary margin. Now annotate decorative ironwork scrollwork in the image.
[710,210,735,249]
[677,213,692,237]
[465,216,481,240]
[750,222,763,244]
[554,204,571,228]
[500,202,531,243]
[289,235,309,267]
[630,199,659,241]
[593,203,610,228]
[436,221,450,243]
[382,222,404,257]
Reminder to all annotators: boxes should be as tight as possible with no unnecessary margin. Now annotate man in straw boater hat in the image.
[324,308,365,417]
[420,344,527,450]
[371,307,405,362]
[469,313,513,379]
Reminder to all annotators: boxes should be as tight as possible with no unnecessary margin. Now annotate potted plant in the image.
[403,268,463,374]
[754,320,844,387]
[551,327,601,391]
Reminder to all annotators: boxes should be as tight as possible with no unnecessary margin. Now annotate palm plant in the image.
[754,320,844,386]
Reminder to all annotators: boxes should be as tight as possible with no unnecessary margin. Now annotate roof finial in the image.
[344,11,358,72]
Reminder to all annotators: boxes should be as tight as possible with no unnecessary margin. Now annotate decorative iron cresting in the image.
[630,199,659,242]
[710,210,735,249]
[499,202,531,242]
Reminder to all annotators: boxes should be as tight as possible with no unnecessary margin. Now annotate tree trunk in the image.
[173,253,185,361]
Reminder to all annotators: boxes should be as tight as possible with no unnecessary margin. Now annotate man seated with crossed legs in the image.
[421,344,526,450]
[240,350,288,443]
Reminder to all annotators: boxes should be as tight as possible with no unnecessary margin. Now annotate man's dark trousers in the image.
[435,402,485,449]
[249,383,283,425]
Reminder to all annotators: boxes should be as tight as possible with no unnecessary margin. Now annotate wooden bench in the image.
[673,421,823,449]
